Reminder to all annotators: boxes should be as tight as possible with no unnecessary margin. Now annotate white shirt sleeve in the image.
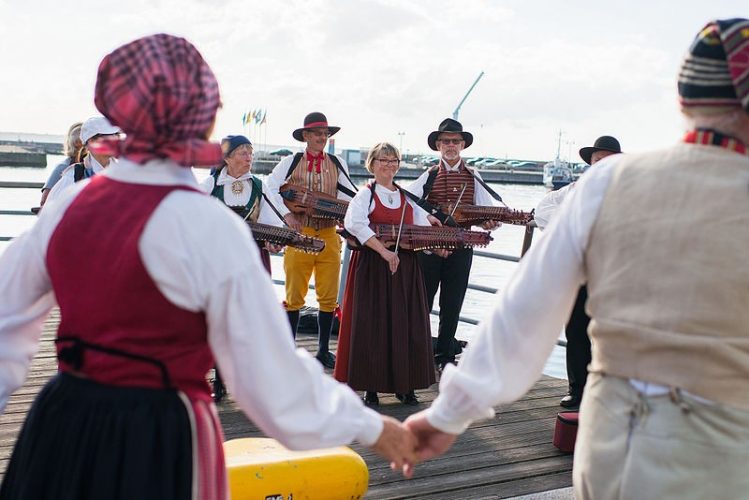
[469,168,499,207]
[411,198,431,226]
[334,155,357,201]
[257,180,284,226]
[534,184,572,231]
[0,183,83,412]
[264,155,295,218]
[140,190,383,448]
[404,169,432,198]
[344,188,376,244]
[45,169,76,204]
[424,157,621,434]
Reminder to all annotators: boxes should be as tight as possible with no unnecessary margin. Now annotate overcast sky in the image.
[0,0,744,160]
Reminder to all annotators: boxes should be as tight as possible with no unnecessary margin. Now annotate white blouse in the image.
[344,184,432,245]
[200,170,283,227]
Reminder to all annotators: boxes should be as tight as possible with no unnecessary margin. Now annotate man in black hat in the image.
[535,134,622,409]
[407,118,502,372]
[266,112,357,369]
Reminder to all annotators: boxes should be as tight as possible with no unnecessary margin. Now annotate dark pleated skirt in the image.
[0,373,194,500]
[346,249,436,394]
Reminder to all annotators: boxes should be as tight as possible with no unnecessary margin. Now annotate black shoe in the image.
[395,391,419,406]
[560,393,581,409]
[212,382,227,403]
[435,358,456,374]
[363,391,379,406]
[315,351,336,369]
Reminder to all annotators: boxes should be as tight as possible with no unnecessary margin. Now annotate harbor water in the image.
[0,155,566,379]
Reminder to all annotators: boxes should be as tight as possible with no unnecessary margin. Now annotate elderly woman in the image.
[200,134,283,273]
[44,116,120,204]
[334,142,442,406]
[0,35,416,499]
[39,122,83,206]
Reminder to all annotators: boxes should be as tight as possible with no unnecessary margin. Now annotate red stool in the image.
[553,411,579,453]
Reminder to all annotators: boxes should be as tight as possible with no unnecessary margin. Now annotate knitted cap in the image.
[678,18,749,112]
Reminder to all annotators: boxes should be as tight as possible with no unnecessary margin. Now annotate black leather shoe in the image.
[395,391,419,406]
[363,391,379,406]
[315,351,336,369]
[560,393,582,409]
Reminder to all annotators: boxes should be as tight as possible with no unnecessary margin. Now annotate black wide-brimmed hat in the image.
[292,112,341,142]
[427,118,473,151]
[579,135,622,165]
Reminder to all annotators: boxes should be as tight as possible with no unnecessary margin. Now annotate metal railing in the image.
[0,183,565,347]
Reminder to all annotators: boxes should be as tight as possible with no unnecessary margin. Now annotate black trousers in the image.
[419,248,473,364]
[566,286,591,396]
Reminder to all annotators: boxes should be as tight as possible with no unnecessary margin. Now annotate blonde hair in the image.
[364,142,401,173]
[63,122,83,159]
[683,107,749,145]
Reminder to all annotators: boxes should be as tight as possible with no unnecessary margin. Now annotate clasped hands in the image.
[370,411,458,478]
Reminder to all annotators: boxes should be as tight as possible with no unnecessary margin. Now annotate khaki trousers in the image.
[574,373,749,500]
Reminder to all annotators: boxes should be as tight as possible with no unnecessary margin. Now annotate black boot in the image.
[363,391,379,406]
[395,390,419,406]
[287,310,300,340]
[212,367,227,403]
[315,311,336,369]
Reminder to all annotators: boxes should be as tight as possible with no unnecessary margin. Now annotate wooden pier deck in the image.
[0,310,573,498]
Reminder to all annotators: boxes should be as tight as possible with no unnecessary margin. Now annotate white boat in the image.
[543,157,573,191]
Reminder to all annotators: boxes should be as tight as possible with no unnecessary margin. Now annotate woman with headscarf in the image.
[200,134,283,274]
[0,34,416,499]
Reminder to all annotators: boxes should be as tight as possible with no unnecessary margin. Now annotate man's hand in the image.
[265,242,284,253]
[404,411,458,462]
[284,213,303,231]
[481,220,502,230]
[432,249,451,259]
[371,415,419,478]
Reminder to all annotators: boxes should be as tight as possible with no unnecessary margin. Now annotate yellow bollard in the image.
[224,438,369,500]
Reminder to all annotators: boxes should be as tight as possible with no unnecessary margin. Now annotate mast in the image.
[452,71,485,120]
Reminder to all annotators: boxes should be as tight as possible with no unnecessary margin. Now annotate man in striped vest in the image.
[266,112,357,369]
[407,119,501,372]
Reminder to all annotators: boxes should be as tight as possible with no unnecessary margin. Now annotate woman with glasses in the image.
[201,134,283,274]
[335,142,443,406]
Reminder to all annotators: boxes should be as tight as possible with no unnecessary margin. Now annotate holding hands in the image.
[369,411,459,478]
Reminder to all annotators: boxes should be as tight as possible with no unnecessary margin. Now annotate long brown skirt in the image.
[344,249,435,394]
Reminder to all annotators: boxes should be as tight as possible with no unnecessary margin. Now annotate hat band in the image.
[304,121,329,128]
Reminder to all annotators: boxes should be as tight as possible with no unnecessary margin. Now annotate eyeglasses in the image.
[376,158,400,166]
[438,138,464,145]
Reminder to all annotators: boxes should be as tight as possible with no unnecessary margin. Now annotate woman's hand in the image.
[481,220,501,230]
[379,248,400,274]
[433,249,451,259]
[427,215,442,227]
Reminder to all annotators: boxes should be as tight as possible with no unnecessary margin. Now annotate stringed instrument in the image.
[341,224,493,252]
[438,203,535,226]
[247,221,326,254]
[226,206,325,254]
[278,183,349,222]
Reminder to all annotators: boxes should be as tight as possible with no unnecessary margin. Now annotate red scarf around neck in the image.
[306,151,324,173]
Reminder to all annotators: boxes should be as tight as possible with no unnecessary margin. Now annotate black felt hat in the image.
[427,118,473,151]
[292,112,341,142]
[579,136,622,165]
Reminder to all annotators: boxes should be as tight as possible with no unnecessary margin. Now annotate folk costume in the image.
[0,35,383,500]
[335,183,436,397]
[407,119,498,368]
[200,135,282,274]
[423,19,749,500]
[265,113,357,367]
[535,136,622,408]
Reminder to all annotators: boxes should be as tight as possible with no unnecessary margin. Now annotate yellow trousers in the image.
[283,226,341,313]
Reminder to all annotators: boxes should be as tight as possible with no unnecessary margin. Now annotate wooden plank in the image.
[0,312,573,499]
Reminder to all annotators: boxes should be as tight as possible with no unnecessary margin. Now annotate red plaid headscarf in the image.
[92,34,223,167]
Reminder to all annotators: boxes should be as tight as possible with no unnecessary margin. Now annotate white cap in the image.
[80,116,120,144]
